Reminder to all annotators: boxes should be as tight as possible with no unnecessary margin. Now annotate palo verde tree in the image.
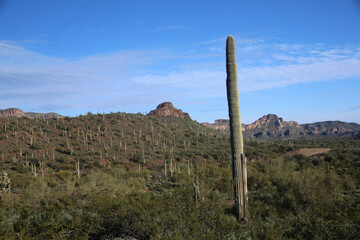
[226,35,248,221]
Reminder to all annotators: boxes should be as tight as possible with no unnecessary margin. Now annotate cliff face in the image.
[147,102,190,119]
[203,114,360,139]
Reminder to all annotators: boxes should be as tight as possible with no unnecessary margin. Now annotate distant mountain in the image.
[202,119,231,132]
[244,114,305,138]
[202,114,360,139]
[147,102,190,119]
[24,112,63,119]
[302,121,360,137]
[0,108,63,119]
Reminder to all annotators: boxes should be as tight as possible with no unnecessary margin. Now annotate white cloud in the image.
[0,39,359,120]
[131,43,360,93]
[237,58,360,92]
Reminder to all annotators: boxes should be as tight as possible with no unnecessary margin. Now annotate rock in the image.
[147,102,190,119]
[0,108,25,118]
[202,119,232,132]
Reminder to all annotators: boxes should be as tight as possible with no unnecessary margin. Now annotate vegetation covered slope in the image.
[0,113,359,239]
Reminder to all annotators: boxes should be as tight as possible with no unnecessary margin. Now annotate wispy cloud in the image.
[151,24,185,31]
[0,41,178,113]
[1,39,360,120]
[130,43,360,93]
[237,57,360,92]
[193,37,225,46]
[342,104,360,112]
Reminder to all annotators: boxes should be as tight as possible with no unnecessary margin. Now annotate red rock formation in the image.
[147,102,190,119]
[0,108,25,118]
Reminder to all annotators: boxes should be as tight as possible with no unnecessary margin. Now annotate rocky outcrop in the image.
[0,108,25,118]
[202,114,360,139]
[244,114,304,138]
[203,119,233,132]
[147,102,190,119]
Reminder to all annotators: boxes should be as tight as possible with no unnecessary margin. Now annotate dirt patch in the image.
[286,148,331,157]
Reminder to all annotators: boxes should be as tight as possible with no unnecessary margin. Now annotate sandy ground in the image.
[286,148,331,157]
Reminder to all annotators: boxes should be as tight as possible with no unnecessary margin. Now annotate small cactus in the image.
[0,171,12,193]
[193,175,200,205]
[76,158,80,180]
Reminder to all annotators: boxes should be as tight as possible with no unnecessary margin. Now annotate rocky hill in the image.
[244,114,305,138]
[147,102,190,119]
[203,114,360,139]
[0,108,63,119]
[0,108,26,118]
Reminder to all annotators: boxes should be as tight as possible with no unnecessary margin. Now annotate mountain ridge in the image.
[0,108,63,119]
[2,105,359,139]
[202,114,360,139]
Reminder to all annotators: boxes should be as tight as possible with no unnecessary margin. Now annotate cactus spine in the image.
[226,35,248,221]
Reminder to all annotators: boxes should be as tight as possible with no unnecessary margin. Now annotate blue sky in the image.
[0,0,360,124]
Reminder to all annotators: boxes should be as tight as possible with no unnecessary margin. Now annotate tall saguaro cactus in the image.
[226,35,248,221]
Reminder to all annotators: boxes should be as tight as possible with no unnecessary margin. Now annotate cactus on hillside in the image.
[193,175,200,205]
[0,171,12,193]
[76,158,80,180]
[226,35,248,221]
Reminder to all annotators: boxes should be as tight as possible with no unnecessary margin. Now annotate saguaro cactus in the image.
[76,158,80,180]
[226,35,248,221]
